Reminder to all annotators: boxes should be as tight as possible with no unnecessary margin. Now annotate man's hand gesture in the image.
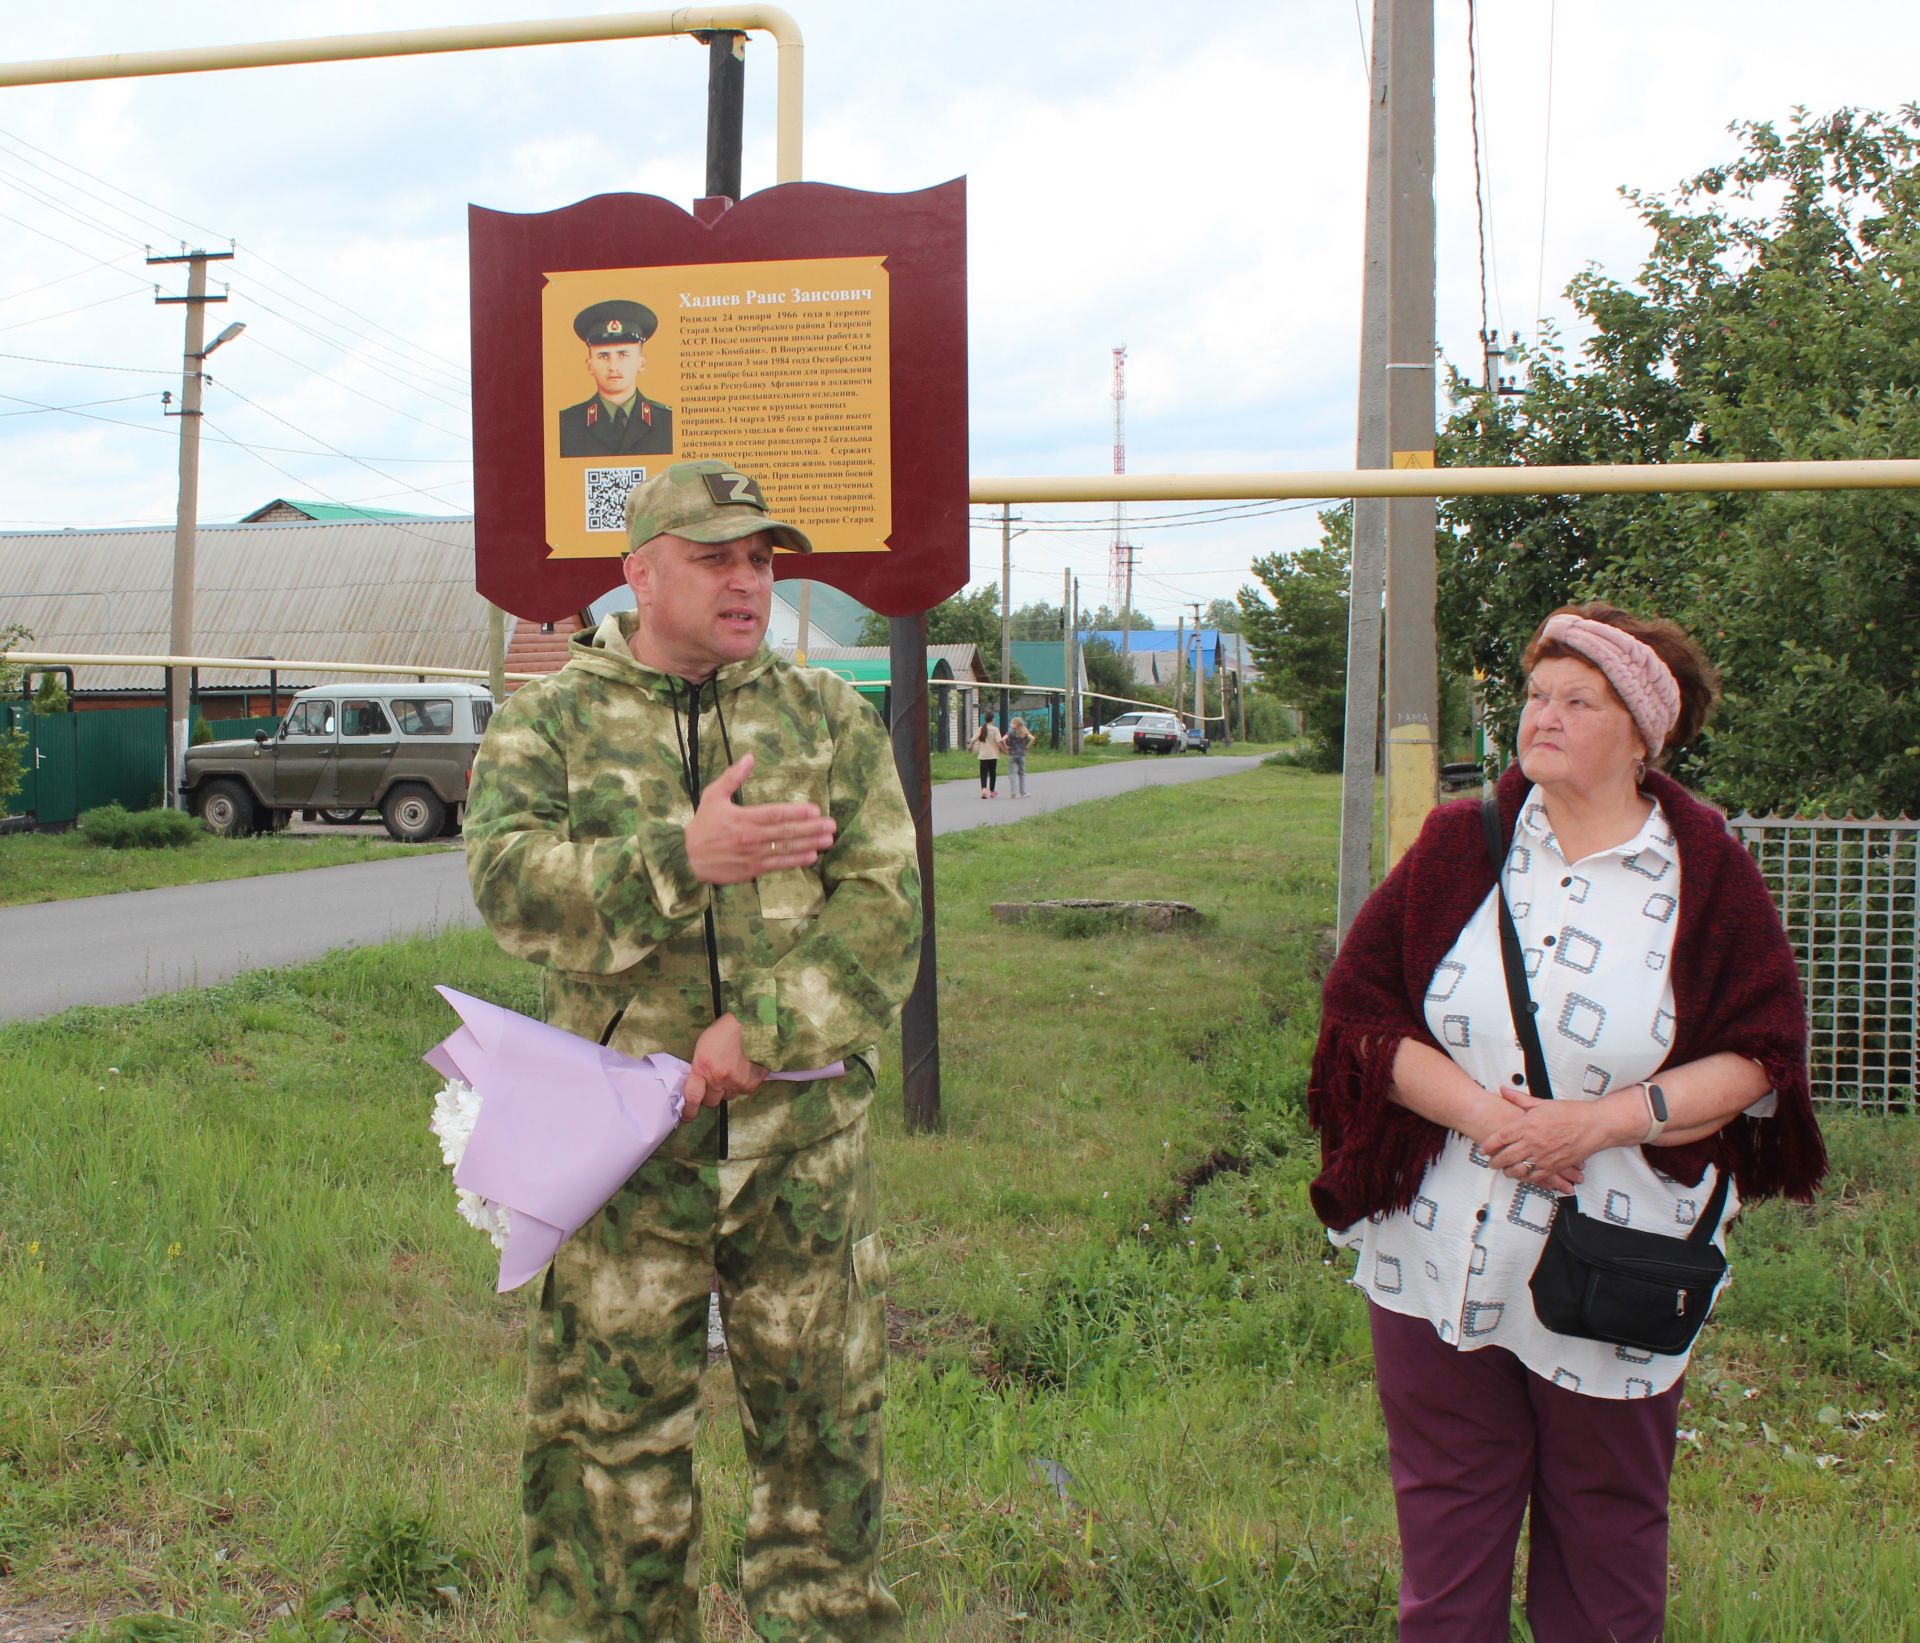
[683,754,837,885]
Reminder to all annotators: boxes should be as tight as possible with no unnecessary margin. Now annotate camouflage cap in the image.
[623,459,814,556]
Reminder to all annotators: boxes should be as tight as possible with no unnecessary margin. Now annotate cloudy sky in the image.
[3,1,1915,629]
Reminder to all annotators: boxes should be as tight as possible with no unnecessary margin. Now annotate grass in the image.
[0,828,448,908]
[0,766,1913,1641]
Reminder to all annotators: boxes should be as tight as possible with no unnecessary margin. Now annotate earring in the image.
[1634,757,1647,781]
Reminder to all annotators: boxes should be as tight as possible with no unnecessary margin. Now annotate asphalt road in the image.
[0,751,1265,1024]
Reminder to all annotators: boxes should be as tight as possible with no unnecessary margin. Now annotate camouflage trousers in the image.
[522,1112,903,1643]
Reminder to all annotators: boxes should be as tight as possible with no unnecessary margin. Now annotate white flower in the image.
[430,1077,512,1252]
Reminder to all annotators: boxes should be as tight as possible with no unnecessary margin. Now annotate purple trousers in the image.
[1368,1302,1684,1643]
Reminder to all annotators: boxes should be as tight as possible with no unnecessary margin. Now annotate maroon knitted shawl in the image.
[1308,762,1826,1229]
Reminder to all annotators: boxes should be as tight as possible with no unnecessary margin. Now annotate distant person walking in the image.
[1005,714,1034,797]
[970,715,1008,798]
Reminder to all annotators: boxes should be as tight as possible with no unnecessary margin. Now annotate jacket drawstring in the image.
[670,672,732,1160]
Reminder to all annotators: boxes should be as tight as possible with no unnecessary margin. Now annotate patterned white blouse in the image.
[1335,788,1768,1398]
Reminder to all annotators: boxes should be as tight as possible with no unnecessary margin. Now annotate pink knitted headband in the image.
[1537,613,1680,756]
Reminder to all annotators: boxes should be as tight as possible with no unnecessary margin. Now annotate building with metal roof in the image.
[237,499,449,524]
[0,515,487,708]
[1,510,908,713]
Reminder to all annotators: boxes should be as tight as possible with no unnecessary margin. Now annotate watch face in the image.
[1646,1082,1669,1121]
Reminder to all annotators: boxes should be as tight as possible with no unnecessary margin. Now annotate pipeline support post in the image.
[888,613,940,1132]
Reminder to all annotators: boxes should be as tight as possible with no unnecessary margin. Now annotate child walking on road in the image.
[1005,715,1034,797]
[970,715,1009,798]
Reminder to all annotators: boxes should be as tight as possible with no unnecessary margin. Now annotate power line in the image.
[970,497,1333,533]
[237,290,472,410]
[0,287,149,337]
[1468,0,1508,331]
[0,391,153,419]
[0,123,227,246]
[1534,0,1558,340]
[239,245,473,387]
[1351,0,1372,80]
[201,413,473,549]
[0,121,471,392]
[0,348,176,375]
[971,498,1305,527]
[246,335,470,442]
[0,388,171,430]
[0,207,153,291]
[0,384,468,465]
[1468,0,1492,370]
[0,166,150,256]
[232,278,472,398]
[208,384,474,510]
[0,251,142,307]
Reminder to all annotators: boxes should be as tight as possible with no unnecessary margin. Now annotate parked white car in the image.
[1082,710,1153,742]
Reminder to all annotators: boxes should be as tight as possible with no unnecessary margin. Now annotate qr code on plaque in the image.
[584,467,646,533]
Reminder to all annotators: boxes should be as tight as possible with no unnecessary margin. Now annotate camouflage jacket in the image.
[465,614,922,1160]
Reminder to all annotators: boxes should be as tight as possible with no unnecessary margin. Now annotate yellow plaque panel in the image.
[540,256,893,559]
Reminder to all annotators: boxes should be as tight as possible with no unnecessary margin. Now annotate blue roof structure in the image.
[1080,628,1232,676]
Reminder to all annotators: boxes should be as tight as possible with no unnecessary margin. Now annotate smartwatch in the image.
[1642,1081,1669,1142]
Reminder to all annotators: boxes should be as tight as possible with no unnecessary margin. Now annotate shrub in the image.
[1085,731,1111,746]
[77,804,203,849]
[328,1501,469,1610]
[31,673,69,716]
[189,716,215,746]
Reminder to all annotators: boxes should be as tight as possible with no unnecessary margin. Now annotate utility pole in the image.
[1236,632,1248,742]
[1060,568,1074,752]
[1173,614,1185,719]
[153,248,236,808]
[1071,577,1083,750]
[888,608,939,1131]
[693,26,822,674]
[1190,601,1207,737]
[1338,0,1392,939]
[1000,505,1014,729]
[1338,0,1437,938]
[1382,0,1439,869]
[1111,345,1132,665]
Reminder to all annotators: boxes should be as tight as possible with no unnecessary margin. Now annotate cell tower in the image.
[1110,345,1135,657]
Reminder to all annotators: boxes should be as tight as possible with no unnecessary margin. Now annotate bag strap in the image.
[1480,799,1733,1246]
[1480,798,1555,1104]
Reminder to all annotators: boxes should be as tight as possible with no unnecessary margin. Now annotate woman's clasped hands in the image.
[1477,1085,1641,1195]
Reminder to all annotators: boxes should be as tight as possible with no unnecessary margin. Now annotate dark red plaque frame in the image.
[468,178,967,622]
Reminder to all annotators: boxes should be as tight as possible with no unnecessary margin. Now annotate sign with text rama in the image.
[469,179,968,622]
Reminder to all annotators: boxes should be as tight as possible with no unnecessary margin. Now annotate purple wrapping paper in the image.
[424,986,841,1291]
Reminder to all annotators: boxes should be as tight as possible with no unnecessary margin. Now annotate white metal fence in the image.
[1731,815,1919,1112]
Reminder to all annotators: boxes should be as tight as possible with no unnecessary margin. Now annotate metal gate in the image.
[1733,814,1920,1112]
[0,706,164,826]
[2,702,79,826]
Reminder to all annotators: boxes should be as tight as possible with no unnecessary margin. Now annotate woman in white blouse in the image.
[1308,603,1825,1643]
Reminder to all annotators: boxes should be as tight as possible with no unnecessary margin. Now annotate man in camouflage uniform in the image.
[465,459,921,1643]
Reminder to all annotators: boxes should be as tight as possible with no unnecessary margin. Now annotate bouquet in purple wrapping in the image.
[424,986,840,1291]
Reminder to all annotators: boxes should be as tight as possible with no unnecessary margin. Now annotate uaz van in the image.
[185,681,495,841]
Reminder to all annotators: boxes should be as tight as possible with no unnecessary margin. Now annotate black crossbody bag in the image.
[1480,799,1730,1357]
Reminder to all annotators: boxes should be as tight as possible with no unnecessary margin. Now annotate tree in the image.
[857,585,1015,683]
[1082,604,1157,632]
[1438,108,1920,816]
[0,624,28,809]
[1202,598,1243,634]
[32,671,69,716]
[1009,600,1064,640]
[1237,507,1352,770]
[1079,636,1142,708]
